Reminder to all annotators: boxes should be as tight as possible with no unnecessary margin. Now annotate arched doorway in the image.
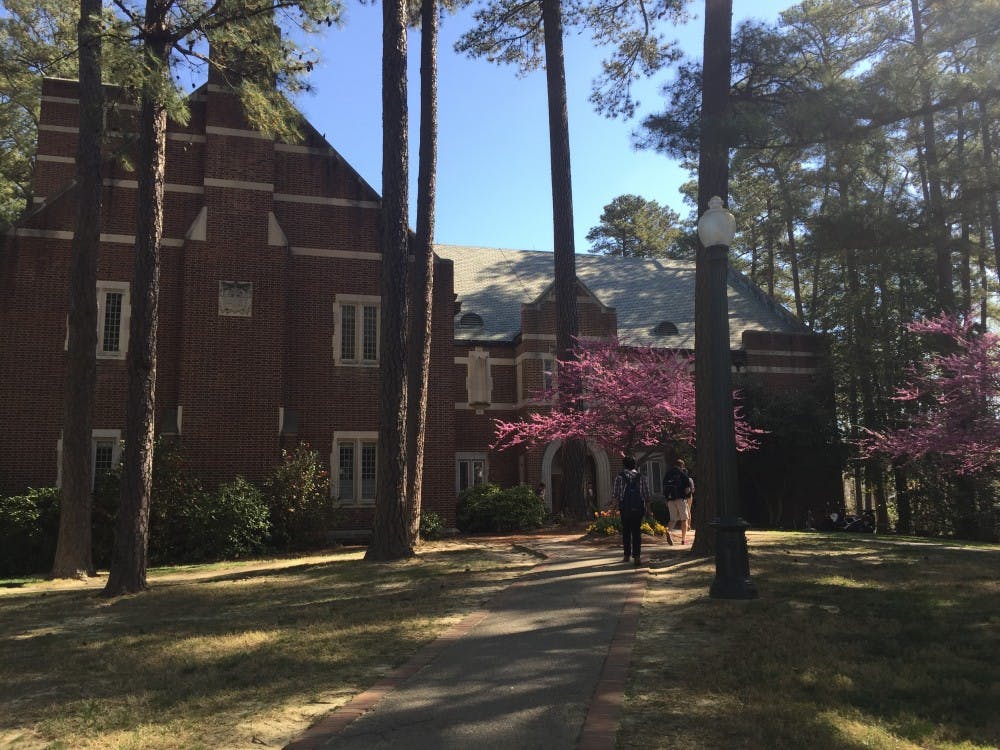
[540,440,611,514]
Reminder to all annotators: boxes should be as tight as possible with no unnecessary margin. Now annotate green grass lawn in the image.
[0,542,537,749]
[624,531,1000,750]
[1,532,996,750]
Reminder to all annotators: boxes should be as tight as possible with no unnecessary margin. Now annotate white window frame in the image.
[334,294,380,366]
[640,454,667,498]
[332,431,378,505]
[96,281,131,359]
[56,429,122,489]
[456,452,488,494]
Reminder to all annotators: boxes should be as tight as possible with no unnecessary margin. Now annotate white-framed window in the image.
[333,431,377,504]
[456,452,487,493]
[640,454,667,497]
[56,429,122,489]
[97,281,131,359]
[334,295,379,366]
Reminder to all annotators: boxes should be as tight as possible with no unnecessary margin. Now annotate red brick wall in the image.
[0,79,460,532]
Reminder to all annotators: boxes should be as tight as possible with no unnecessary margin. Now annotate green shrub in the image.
[456,483,546,533]
[419,510,445,540]
[262,444,334,550]
[91,465,122,568]
[148,443,269,563]
[147,440,206,565]
[0,488,60,576]
[189,477,270,561]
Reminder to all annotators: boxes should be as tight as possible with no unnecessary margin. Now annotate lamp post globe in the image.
[697,196,736,248]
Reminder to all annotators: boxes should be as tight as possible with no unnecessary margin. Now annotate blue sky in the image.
[296,1,790,252]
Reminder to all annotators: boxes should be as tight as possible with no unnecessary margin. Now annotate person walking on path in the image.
[664,458,694,544]
[611,456,651,565]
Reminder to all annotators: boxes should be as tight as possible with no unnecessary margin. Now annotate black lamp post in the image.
[697,197,757,600]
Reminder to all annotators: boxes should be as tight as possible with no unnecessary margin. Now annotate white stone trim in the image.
[275,143,335,155]
[40,95,79,105]
[205,125,271,140]
[102,179,205,194]
[454,402,517,411]
[273,193,380,209]
[522,333,557,341]
[36,154,75,164]
[268,212,288,247]
[167,132,206,143]
[204,177,274,192]
[291,247,381,261]
[186,207,207,241]
[540,440,612,510]
[514,351,555,364]
[11,228,183,246]
[38,124,78,133]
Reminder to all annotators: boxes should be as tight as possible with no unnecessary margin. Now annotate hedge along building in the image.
[0,76,843,531]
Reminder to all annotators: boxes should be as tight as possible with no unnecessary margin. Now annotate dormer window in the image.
[653,321,679,337]
[459,312,484,329]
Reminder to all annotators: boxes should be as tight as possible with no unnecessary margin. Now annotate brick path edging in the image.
[576,565,648,750]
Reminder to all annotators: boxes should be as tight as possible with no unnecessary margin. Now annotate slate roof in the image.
[433,244,806,349]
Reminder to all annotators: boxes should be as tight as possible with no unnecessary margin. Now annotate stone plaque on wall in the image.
[219,281,253,317]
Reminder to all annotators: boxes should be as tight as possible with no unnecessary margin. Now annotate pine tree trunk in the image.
[541,0,585,518]
[774,170,804,320]
[368,0,412,561]
[977,101,1000,282]
[407,0,437,544]
[52,0,102,580]
[893,461,912,535]
[103,23,169,597]
[910,0,953,311]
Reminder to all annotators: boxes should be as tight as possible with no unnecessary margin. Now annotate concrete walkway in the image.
[284,534,678,750]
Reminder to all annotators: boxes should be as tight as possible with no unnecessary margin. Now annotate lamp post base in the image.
[710,517,758,600]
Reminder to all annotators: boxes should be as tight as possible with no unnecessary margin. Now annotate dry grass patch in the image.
[0,540,536,749]
[624,531,1000,750]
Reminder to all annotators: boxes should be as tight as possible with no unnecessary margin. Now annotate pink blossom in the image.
[860,313,1000,474]
[492,338,761,457]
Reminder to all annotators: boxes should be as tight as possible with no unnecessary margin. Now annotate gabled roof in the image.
[433,245,806,349]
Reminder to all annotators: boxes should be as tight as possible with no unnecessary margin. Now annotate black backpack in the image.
[618,471,644,519]
[669,469,692,499]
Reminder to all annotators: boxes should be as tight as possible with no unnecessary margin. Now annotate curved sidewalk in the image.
[284,534,673,750]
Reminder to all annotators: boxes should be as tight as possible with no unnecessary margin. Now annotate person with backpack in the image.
[611,456,651,566]
[664,459,694,544]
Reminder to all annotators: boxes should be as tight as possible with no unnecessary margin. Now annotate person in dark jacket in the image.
[611,456,650,566]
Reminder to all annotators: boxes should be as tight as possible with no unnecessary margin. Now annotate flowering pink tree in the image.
[862,313,1000,474]
[492,338,760,459]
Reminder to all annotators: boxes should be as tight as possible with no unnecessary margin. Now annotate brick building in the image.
[0,77,842,530]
